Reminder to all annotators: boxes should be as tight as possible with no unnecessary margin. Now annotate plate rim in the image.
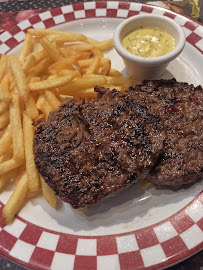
[0,1,202,270]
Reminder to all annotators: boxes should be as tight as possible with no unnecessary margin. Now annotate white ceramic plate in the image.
[0,2,203,270]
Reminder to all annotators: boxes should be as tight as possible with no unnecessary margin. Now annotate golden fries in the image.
[29,74,74,91]
[23,113,40,192]
[48,57,77,70]
[59,77,107,94]
[0,70,12,103]
[10,92,24,162]
[0,27,133,224]
[2,172,29,224]
[0,55,8,83]
[0,101,9,114]
[22,55,37,74]
[28,28,75,37]
[40,37,63,62]
[0,158,22,176]
[0,110,9,129]
[25,95,39,120]
[45,91,61,111]
[40,175,57,208]
[36,94,53,119]
[19,33,33,64]
[9,54,30,101]
[0,152,13,190]
[0,125,12,156]
[0,174,9,190]
[86,56,101,74]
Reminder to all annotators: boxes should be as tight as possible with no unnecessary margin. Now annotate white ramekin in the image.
[113,14,186,82]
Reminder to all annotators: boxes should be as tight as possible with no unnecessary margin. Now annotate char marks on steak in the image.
[33,88,165,208]
[131,79,203,188]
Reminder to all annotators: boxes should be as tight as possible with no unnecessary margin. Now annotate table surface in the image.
[0,0,202,269]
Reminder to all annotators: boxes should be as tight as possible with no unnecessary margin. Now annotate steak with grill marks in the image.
[33,88,165,208]
[131,79,203,188]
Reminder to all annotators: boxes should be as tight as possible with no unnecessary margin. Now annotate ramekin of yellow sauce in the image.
[122,26,175,58]
[113,14,186,81]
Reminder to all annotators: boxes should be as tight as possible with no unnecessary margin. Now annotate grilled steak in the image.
[131,79,203,188]
[33,88,165,208]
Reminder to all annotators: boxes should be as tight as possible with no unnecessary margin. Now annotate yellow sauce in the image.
[122,26,175,58]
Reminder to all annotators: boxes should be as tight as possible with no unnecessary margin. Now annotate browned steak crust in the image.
[132,79,203,188]
[33,88,165,208]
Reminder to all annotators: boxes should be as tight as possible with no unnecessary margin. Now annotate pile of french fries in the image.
[0,28,133,224]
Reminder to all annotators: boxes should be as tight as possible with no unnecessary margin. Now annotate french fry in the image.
[42,101,53,119]
[40,175,56,208]
[45,90,61,111]
[0,158,22,176]
[105,75,133,88]
[22,54,37,74]
[28,28,86,40]
[9,54,30,101]
[19,33,33,63]
[78,57,108,68]
[0,110,9,129]
[0,54,8,83]
[48,69,77,77]
[10,93,24,162]
[34,113,44,122]
[139,179,151,189]
[50,34,86,44]
[66,88,97,99]
[76,51,92,60]
[47,74,59,80]
[86,56,101,74]
[0,174,9,190]
[60,47,77,57]
[48,57,77,70]
[100,59,111,75]
[84,36,99,44]
[9,74,16,91]
[36,95,53,119]
[23,113,40,192]
[92,48,103,58]
[28,76,41,83]
[31,47,47,63]
[26,189,41,199]
[59,77,107,93]
[0,125,12,156]
[78,58,94,68]
[29,57,52,77]
[59,95,74,104]
[82,74,133,89]
[0,69,12,103]
[66,43,94,52]
[109,68,123,77]
[0,101,9,114]
[0,151,13,190]
[11,165,25,186]
[29,74,74,91]
[40,37,63,62]
[91,39,113,51]
[2,171,29,224]
[25,95,38,120]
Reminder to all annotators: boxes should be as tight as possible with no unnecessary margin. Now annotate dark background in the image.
[0,0,202,269]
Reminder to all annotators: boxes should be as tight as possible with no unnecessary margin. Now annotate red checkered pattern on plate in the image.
[0,192,202,270]
[0,2,202,270]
